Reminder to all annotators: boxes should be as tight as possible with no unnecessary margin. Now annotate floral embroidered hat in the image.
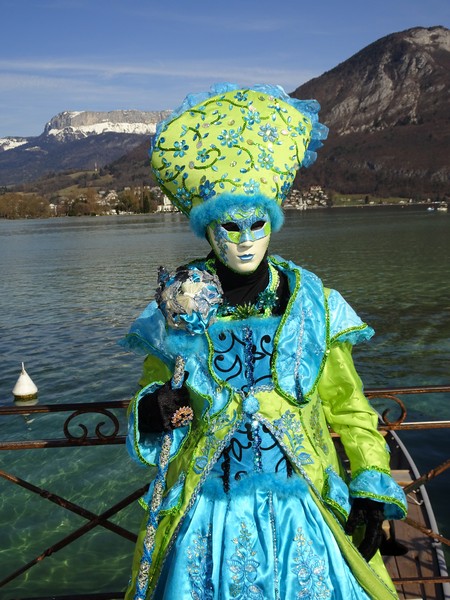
[150,82,328,237]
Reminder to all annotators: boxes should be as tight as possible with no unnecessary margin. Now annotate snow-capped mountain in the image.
[0,109,170,149]
[0,109,171,185]
[2,25,449,195]
[42,109,169,141]
[0,137,28,152]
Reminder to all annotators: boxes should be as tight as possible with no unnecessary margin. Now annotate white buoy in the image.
[12,363,38,406]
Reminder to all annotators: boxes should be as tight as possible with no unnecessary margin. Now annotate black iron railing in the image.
[1,386,450,600]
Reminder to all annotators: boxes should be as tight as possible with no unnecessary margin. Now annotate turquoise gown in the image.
[152,316,370,599]
[122,258,406,600]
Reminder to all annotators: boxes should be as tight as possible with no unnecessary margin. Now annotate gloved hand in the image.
[138,381,192,433]
[345,497,385,561]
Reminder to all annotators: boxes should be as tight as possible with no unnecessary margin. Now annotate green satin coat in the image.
[123,258,407,599]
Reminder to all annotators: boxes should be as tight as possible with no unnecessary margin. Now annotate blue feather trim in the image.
[189,192,284,238]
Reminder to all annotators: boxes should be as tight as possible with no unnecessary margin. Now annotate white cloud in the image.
[0,54,318,136]
[0,58,315,89]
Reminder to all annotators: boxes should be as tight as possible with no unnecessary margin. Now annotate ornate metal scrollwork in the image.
[63,408,121,442]
[366,393,407,428]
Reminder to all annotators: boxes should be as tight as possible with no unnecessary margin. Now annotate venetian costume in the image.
[121,83,407,600]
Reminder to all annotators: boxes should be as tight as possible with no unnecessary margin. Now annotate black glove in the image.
[345,497,385,561]
[138,381,191,433]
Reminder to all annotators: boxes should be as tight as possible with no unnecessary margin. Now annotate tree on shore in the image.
[0,193,51,219]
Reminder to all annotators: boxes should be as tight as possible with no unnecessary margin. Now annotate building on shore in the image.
[156,194,179,212]
[284,186,329,210]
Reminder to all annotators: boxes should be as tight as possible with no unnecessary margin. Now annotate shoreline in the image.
[285,201,449,210]
[0,201,448,221]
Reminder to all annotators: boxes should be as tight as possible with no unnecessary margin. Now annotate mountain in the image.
[103,26,450,200]
[290,26,450,198]
[3,26,449,198]
[0,110,170,186]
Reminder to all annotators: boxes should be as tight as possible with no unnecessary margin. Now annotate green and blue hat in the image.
[150,82,328,236]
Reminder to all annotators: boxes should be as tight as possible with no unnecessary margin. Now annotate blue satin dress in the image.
[153,316,370,600]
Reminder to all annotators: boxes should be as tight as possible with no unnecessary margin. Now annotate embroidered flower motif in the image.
[273,411,313,465]
[295,122,307,136]
[258,123,279,143]
[268,100,288,120]
[228,522,264,599]
[187,528,214,600]
[280,180,292,198]
[291,527,331,599]
[217,128,241,148]
[257,150,274,170]
[196,148,211,163]
[173,139,189,157]
[243,109,261,127]
[310,402,329,455]
[243,178,260,195]
[234,91,248,102]
[193,411,237,474]
[174,186,193,207]
[199,179,217,200]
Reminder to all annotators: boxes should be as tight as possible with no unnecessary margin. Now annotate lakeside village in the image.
[0,184,448,219]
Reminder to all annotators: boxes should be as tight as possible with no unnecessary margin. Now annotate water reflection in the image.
[0,207,449,597]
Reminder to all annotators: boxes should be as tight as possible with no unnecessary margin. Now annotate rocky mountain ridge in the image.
[42,109,170,141]
[0,110,171,186]
[290,25,450,197]
[293,26,449,135]
[0,109,170,150]
[1,26,449,198]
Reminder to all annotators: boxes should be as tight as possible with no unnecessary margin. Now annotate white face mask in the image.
[207,206,271,274]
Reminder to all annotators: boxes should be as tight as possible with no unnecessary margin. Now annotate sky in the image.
[1,0,449,138]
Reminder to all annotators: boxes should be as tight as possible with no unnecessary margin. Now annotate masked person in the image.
[120,83,407,600]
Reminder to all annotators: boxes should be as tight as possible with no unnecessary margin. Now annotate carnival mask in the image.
[207,206,271,274]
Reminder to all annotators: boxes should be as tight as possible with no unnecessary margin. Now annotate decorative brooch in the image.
[171,406,195,428]
[156,265,223,335]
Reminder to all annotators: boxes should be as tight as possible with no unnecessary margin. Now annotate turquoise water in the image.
[0,208,449,597]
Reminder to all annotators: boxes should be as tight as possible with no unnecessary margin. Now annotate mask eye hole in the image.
[221,222,240,232]
[251,220,266,231]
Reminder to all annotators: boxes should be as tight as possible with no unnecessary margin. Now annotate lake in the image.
[0,207,449,597]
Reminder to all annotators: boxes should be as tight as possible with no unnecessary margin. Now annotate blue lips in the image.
[239,254,255,262]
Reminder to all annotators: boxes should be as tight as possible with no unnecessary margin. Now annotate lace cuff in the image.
[349,468,407,519]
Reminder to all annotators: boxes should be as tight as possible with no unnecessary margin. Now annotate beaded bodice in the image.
[208,315,281,392]
[208,316,292,483]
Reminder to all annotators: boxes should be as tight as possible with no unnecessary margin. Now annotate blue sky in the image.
[1,0,449,137]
